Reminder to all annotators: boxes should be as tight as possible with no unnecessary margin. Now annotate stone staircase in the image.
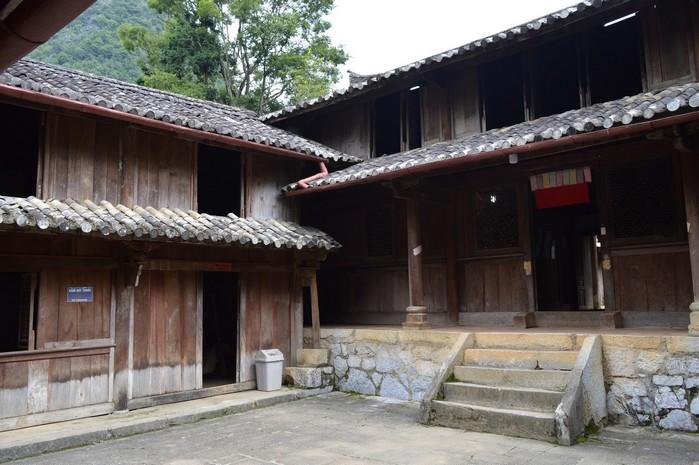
[430,333,585,442]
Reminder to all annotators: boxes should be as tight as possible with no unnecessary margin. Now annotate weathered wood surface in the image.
[0,350,110,422]
[131,270,198,398]
[42,113,196,210]
[450,67,481,138]
[239,272,294,382]
[460,260,529,313]
[612,251,692,311]
[244,153,298,221]
[37,269,112,348]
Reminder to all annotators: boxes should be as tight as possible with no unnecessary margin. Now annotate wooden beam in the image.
[0,254,117,271]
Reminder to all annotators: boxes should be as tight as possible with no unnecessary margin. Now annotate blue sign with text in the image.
[67,287,93,303]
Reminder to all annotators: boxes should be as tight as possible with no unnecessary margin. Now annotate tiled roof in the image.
[0,59,360,164]
[283,82,699,192]
[0,196,340,251]
[265,0,619,121]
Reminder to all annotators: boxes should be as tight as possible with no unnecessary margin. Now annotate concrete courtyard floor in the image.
[3,391,699,465]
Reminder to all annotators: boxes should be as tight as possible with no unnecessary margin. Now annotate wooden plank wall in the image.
[318,263,447,324]
[0,353,110,420]
[450,67,481,138]
[613,251,692,311]
[245,154,298,221]
[128,129,195,210]
[43,113,195,210]
[239,271,295,382]
[37,269,112,347]
[460,261,529,313]
[305,103,372,160]
[43,113,122,202]
[131,270,198,398]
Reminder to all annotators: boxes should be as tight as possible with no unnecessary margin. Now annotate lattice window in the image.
[367,207,393,257]
[610,158,676,240]
[474,187,519,250]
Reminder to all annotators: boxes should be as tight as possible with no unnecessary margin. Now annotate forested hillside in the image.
[29,0,160,82]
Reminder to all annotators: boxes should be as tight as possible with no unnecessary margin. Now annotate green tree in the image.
[119,0,348,113]
[29,0,161,83]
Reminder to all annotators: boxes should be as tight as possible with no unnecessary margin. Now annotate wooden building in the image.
[267,0,699,333]
[0,59,357,430]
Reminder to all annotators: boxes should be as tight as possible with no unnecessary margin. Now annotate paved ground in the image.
[4,392,699,465]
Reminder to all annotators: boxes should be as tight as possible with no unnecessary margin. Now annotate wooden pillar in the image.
[403,192,430,329]
[680,150,699,335]
[299,268,321,349]
[445,192,459,325]
[112,266,133,411]
[310,273,321,348]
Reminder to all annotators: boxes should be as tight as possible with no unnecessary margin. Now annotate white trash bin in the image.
[255,349,284,391]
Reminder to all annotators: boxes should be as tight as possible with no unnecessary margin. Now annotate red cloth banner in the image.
[533,182,590,209]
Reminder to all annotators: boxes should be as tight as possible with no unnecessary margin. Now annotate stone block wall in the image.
[306,328,462,401]
[601,335,699,432]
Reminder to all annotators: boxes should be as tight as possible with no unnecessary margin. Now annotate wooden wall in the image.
[131,270,198,398]
[460,261,529,313]
[612,250,693,311]
[43,113,196,210]
[305,103,372,160]
[245,153,299,221]
[38,269,112,347]
[0,351,111,426]
[239,271,298,382]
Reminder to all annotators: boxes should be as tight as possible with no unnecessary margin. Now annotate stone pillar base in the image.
[514,312,535,329]
[403,306,431,329]
[689,302,699,336]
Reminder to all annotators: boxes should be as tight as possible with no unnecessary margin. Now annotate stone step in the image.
[473,333,583,351]
[431,400,557,442]
[443,382,563,412]
[453,365,570,391]
[462,348,578,370]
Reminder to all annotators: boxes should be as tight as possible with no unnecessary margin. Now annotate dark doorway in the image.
[202,272,238,387]
[532,183,603,310]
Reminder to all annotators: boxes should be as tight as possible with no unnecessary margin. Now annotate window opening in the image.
[374,93,401,157]
[197,144,241,216]
[473,187,519,250]
[609,157,676,241]
[482,54,526,130]
[531,36,581,118]
[586,13,643,104]
[0,103,39,197]
[366,206,393,257]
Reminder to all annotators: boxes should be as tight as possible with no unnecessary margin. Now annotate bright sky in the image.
[328,0,578,87]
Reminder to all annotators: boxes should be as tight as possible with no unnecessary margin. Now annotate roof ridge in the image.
[263,0,617,121]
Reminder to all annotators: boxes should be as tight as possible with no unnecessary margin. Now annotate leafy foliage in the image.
[29,0,161,83]
[119,0,348,113]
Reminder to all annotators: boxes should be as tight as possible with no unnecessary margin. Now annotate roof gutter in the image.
[0,0,96,73]
[285,109,699,196]
[0,84,328,163]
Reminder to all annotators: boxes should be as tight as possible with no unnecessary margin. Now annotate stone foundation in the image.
[305,328,699,433]
[306,329,461,401]
[601,335,698,431]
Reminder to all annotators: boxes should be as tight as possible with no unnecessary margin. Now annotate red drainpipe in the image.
[285,109,699,196]
[0,84,331,163]
[0,0,96,72]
